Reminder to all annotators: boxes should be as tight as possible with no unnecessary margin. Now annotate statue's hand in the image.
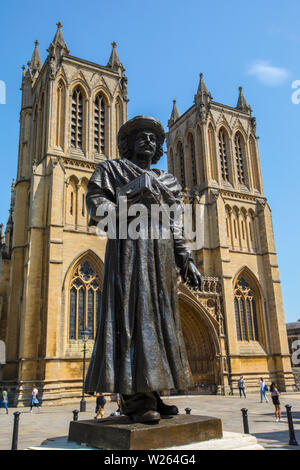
[185,261,203,290]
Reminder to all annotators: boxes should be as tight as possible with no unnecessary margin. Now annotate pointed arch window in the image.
[38,93,45,160]
[177,142,185,188]
[218,129,229,181]
[234,133,245,184]
[208,124,218,182]
[249,136,260,191]
[94,94,105,153]
[169,148,174,174]
[70,191,73,215]
[32,105,38,162]
[115,97,122,136]
[56,81,65,148]
[69,261,101,340]
[234,276,259,342]
[188,134,197,186]
[71,88,83,149]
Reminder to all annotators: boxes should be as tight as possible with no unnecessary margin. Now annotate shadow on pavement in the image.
[253,430,300,451]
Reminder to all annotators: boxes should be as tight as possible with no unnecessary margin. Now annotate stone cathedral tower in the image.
[0,24,128,404]
[167,74,295,393]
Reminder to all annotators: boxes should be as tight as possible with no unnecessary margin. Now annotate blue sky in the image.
[1,0,300,322]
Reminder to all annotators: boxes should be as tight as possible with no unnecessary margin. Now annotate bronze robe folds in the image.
[84,158,193,394]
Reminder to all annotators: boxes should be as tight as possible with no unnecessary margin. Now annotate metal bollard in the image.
[285,404,298,446]
[185,407,191,415]
[241,408,250,434]
[11,411,21,450]
[72,409,79,421]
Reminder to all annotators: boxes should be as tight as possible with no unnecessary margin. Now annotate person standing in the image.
[238,376,246,398]
[116,393,121,409]
[259,377,269,403]
[94,392,106,420]
[30,385,41,413]
[270,382,282,422]
[116,393,121,414]
[1,387,8,414]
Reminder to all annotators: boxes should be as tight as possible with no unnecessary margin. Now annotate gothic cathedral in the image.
[0,24,295,405]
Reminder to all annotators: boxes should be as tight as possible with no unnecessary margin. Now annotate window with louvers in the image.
[235,134,245,184]
[71,88,83,149]
[218,129,229,181]
[94,95,105,153]
[177,142,185,188]
[189,134,197,186]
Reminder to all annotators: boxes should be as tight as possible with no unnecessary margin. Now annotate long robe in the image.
[84,157,193,394]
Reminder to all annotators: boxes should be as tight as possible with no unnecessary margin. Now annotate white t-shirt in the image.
[259,381,265,390]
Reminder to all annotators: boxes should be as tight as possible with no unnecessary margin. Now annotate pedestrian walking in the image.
[238,376,246,398]
[116,393,121,409]
[110,393,121,416]
[113,392,121,416]
[30,385,41,412]
[94,392,106,420]
[1,387,8,414]
[259,377,269,403]
[270,382,282,422]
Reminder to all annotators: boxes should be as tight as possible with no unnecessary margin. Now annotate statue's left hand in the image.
[185,261,203,290]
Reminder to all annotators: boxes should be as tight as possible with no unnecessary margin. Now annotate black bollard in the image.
[241,408,250,434]
[185,408,191,415]
[72,409,79,422]
[11,411,21,451]
[285,404,298,446]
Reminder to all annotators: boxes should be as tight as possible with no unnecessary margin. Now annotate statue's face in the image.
[133,130,157,162]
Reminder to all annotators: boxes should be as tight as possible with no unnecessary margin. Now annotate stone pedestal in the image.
[68,414,222,450]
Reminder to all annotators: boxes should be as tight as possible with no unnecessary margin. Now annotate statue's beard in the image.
[134,150,155,163]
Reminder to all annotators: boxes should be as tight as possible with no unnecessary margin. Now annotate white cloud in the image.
[246,60,289,87]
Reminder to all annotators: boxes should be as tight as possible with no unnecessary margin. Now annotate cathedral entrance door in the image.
[179,299,219,394]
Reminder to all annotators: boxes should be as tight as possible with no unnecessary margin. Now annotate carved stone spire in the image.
[197,73,212,98]
[194,73,212,123]
[3,179,15,259]
[29,40,42,77]
[21,62,33,108]
[107,42,124,73]
[46,22,69,81]
[7,179,15,227]
[236,86,251,114]
[168,100,180,128]
[47,22,70,58]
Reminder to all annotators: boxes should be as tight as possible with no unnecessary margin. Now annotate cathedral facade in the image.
[0,24,295,405]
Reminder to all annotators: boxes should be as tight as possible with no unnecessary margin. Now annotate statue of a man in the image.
[84,116,202,423]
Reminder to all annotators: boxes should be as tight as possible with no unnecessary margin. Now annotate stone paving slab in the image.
[0,393,300,450]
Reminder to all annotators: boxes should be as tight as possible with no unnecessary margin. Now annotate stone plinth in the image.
[68,414,222,450]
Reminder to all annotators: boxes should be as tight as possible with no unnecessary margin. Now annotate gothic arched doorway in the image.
[179,298,220,394]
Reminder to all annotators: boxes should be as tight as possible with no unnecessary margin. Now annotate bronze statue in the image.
[84,116,202,423]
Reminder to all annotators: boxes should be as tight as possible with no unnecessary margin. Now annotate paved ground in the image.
[1,393,300,450]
